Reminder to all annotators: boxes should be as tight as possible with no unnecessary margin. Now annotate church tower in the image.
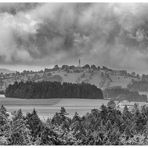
[78,59,81,67]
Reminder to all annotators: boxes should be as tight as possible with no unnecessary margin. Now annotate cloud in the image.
[0,3,148,72]
[0,3,38,14]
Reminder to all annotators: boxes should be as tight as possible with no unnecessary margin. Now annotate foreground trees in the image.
[5,81,104,99]
[2,104,148,145]
[10,109,32,145]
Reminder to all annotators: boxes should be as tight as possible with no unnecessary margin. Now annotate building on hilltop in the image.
[78,59,81,67]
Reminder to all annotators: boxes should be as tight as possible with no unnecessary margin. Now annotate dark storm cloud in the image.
[0,3,39,14]
[1,3,148,72]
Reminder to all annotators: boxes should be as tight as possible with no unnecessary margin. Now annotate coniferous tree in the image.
[26,109,43,141]
[5,81,104,99]
[0,105,11,145]
[10,109,32,145]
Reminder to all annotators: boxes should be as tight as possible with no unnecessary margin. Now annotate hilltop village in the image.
[0,63,140,92]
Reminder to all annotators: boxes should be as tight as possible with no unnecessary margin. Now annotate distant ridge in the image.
[0,68,15,74]
[0,64,140,92]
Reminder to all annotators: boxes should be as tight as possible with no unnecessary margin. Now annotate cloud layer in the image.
[0,3,148,72]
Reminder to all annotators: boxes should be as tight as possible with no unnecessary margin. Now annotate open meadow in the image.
[0,95,109,119]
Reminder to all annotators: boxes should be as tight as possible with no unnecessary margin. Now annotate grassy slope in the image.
[50,70,136,89]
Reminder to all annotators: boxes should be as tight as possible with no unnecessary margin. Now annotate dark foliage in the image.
[128,80,148,92]
[26,109,44,140]
[104,86,147,102]
[0,90,5,94]
[5,81,104,99]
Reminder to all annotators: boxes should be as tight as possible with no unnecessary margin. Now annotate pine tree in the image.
[122,105,132,120]
[26,109,43,141]
[107,100,116,110]
[10,109,32,145]
[0,105,11,145]
[72,112,81,123]
[0,105,7,115]
[60,107,68,116]
[106,120,112,131]
[39,126,61,145]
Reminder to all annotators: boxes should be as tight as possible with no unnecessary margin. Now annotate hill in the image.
[0,68,15,74]
[0,65,140,92]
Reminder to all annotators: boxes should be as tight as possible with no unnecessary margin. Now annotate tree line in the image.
[1,102,148,145]
[5,81,104,99]
[128,80,148,92]
[103,86,147,102]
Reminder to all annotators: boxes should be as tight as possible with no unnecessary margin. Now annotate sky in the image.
[0,3,148,73]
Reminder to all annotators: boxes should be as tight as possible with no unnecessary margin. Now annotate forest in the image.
[128,80,148,92]
[5,81,104,99]
[103,86,147,102]
[1,102,148,145]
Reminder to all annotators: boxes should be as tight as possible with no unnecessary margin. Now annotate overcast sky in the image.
[0,3,148,73]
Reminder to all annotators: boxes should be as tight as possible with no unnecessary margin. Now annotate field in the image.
[0,95,109,120]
